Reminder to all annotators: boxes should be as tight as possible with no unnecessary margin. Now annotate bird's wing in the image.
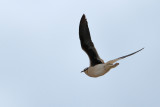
[106,48,144,64]
[79,14,103,66]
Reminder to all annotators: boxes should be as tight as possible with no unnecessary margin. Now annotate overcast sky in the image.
[0,0,160,107]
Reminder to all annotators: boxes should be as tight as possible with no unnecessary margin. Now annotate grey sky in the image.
[0,0,160,107]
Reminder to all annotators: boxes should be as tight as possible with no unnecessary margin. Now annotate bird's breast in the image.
[85,64,110,77]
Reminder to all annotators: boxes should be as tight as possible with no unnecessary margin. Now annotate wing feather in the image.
[107,48,144,64]
[79,14,103,66]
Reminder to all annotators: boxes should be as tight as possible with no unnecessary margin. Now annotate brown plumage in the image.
[79,14,144,77]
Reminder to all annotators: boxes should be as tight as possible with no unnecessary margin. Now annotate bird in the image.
[79,14,144,78]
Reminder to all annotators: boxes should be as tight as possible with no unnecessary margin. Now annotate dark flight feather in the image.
[79,14,103,66]
[107,48,144,64]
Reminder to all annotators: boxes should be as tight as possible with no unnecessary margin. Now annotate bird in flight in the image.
[79,14,144,78]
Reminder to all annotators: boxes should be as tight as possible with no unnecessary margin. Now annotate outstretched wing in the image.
[107,48,144,64]
[79,14,103,66]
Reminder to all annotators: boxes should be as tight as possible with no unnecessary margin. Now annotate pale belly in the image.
[85,64,112,77]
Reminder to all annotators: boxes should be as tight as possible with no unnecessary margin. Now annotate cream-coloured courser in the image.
[79,14,144,78]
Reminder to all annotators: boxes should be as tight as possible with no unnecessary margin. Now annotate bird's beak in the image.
[81,71,84,73]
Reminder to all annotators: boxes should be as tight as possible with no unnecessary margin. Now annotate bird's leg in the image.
[81,67,88,73]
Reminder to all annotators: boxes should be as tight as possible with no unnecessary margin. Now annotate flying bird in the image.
[79,14,144,77]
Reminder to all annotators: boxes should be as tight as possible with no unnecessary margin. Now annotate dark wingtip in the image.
[82,14,85,17]
[139,48,144,51]
[80,14,87,23]
[119,48,144,59]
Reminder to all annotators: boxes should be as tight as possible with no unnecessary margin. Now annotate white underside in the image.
[85,63,113,77]
[83,48,144,77]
